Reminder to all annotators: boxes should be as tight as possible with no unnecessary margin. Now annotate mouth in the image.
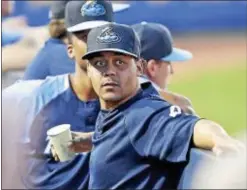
[101,81,119,87]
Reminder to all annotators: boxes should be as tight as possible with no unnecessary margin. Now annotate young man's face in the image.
[146,60,172,89]
[87,52,139,104]
[67,30,90,70]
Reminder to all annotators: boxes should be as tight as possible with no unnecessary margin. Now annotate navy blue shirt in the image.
[23,38,75,80]
[3,74,98,189]
[89,83,200,189]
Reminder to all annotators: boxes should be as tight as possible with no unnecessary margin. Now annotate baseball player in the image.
[23,1,130,80]
[83,23,243,189]
[132,22,196,115]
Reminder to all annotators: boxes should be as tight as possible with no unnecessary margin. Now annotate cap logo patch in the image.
[81,1,106,17]
[97,27,121,44]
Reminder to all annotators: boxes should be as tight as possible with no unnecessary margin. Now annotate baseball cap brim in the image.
[161,47,193,62]
[66,3,130,32]
[83,48,138,60]
[112,3,130,12]
[67,20,110,32]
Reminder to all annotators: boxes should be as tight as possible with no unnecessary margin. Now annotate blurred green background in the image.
[170,61,246,136]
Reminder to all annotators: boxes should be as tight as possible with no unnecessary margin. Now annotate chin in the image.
[102,93,123,102]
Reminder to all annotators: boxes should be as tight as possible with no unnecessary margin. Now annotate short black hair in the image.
[67,32,73,44]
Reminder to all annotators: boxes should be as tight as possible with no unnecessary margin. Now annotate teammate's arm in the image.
[158,90,196,115]
[139,77,196,115]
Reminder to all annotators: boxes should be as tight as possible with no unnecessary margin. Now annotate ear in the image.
[87,61,91,78]
[146,59,158,78]
[136,59,143,76]
[67,44,75,59]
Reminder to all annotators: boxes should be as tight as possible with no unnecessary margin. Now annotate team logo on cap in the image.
[97,27,121,44]
[81,1,106,17]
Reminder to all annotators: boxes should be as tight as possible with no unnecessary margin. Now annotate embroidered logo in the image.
[97,27,121,44]
[81,1,106,17]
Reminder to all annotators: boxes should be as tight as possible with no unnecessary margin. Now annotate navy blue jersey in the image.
[23,38,75,80]
[3,74,99,189]
[89,83,200,189]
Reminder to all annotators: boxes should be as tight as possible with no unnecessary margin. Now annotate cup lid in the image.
[47,124,71,136]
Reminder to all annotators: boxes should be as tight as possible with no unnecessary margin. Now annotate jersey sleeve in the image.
[126,102,200,163]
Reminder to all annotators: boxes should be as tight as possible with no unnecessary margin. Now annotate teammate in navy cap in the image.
[84,23,243,189]
[3,1,115,189]
[132,22,196,114]
[23,1,130,80]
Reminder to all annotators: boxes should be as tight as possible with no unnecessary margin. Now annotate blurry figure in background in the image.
[132,22,196,114]
[191,135,246,189]
[23,1,130,80]
[2,0,49,88]
[2,0,27,33]
[23,0,75,80]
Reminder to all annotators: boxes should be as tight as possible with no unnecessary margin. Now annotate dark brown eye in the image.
[94,60,106,67]
[115,60,124,66]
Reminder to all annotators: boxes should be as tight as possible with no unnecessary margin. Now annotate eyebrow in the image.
[89,52,132,61]
[97,52,129,58]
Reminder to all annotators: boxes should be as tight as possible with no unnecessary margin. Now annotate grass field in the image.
[169,64,246,136]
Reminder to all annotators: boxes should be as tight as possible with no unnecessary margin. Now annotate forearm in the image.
[2,44,38,72]
[193,119,230,150]
[158,90,196,115]
[69,132,94,152]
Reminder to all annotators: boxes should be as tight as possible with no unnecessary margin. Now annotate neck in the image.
[70,65,98,101]
[61,36,69,45]
[100,83,141,111]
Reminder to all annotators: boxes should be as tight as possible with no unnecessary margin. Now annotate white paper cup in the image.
[47,124,75,162]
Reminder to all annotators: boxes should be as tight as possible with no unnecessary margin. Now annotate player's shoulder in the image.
[2,79,45,112]
[124,94,171,127]
[34,38,64,59]
[3,79,44,99]
[166,91,196,115]
[33,74,70,102]
[3,74,69,105]
[44,38,67,53]
[138,75,161,91]
[170,92,192,107]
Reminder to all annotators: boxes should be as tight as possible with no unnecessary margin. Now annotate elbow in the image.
[193,119,228,150]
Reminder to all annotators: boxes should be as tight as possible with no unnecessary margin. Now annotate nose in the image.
[103,63,117,77]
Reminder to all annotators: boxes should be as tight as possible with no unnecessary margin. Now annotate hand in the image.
[50,144,60,162]
[68,132,94,153]
[212,135,245,157]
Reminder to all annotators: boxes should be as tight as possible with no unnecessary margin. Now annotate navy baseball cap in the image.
[82,23,140,60]
[49,0,71,19]
[132,22,193,62]
[65,0,113,32]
